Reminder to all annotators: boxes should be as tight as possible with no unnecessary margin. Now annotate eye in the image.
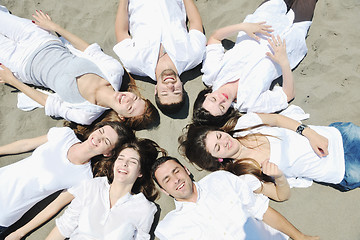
[220,105,225,111]
[215,144,220,152]
[211,97,216,102]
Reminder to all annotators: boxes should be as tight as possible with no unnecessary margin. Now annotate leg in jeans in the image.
[330,122,360,191]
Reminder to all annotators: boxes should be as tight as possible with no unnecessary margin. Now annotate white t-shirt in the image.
[234,113,346,186]
[202,0,312,113]
[113,0,206,80]
[56,177,157,240]
[0,127,92,227]
[155,171,287,240]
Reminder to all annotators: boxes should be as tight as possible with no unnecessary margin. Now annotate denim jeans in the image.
[329,122,360,191]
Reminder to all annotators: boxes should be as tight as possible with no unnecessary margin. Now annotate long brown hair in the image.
[178,123,273,183]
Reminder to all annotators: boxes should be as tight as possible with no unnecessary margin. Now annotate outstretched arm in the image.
[183,0,203,33]
[115,0,131,43]
[257,113,329,157]
[0,64,48,107]
[5,191,74,240]
[208,22,273,45]
[266,35,294,102]
[32,10,89,52]
[263,207,320,240]
[0,135,47,156]
[255,161,290,201]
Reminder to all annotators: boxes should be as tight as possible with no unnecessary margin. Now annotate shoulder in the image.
[130,193,157,212]
[47,127,76,141]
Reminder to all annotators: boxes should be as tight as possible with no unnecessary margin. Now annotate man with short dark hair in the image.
[114,0,206,114]
[152,156,319,240]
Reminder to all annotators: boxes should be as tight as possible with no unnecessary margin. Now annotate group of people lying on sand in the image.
[1,0,359,239]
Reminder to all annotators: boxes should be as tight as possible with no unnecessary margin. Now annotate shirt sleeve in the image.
[201,43,225,86]
[135,203,157,240]
[44,95,104,125]
[182,29,206,71]
[113,38,147,78]
[246,86,288,113]
[55,181,88,238]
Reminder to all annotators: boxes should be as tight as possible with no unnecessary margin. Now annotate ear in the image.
[184,166,191,176]
[160,188,170,196]
[138,173,143,178]
[117,113,125,121]
[154,85,158,95]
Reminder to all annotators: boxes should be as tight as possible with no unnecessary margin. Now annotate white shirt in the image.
[113,0,206,80]
[0,127,92,227]
[56,177,157,240]
[43,40,124,125]
[155,171,287,240]
[235,113,346,186]
[201,0,312,113]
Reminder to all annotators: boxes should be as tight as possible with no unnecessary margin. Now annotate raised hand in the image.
[262,160,283,179]
[266,35,289,67]
[32,10,58,32]
[243,21,273,41]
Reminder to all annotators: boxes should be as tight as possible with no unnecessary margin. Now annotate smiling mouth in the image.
[222,93,229,100]
[118,169,128,174]
[91,138,97,147]
[176,182,185,190]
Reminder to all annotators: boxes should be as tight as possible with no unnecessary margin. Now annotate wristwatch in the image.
[296,124,308,136]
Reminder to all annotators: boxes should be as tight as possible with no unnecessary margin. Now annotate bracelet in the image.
[296,124,308,136]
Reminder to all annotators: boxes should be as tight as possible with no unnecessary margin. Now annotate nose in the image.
[122,160,128,167]
[166,83,175,91]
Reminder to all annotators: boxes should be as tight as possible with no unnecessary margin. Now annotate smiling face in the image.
[205,131,241,159]
[113,148,142,185]
[85,125,119,157]
[202,90,233,116]
[112,91,146,119]
[155,69,183,105]
[154,160,196,202]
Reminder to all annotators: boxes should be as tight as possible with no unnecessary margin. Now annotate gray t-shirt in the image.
[25,41,105,103]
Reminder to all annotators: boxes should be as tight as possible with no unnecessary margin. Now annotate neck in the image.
[67,143,95,165]
[94,85,116,108]
[109,181,133,208]
[218,80,239,101]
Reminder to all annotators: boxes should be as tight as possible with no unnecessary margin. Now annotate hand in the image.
[266,35,289,67]
[32,10,58,32]
[306,129,329,158]
[0,63,19,86]
[4,230,24,240]
[243,22,273,41]
[262,160,283,179]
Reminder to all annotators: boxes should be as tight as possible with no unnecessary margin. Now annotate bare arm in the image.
[0,135,47,156]
[45,227,65,240]
[183,0,203,32]
[255,161,290,201]
[115,0,131,43]
[208,22,273,45]
[32,10,89,52]
[0,64,48,107]
[5,191,74,240]
[266,35,294,101]
[263,207,320,240]
[257,113,329,157]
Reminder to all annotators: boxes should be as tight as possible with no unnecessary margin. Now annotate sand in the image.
[0,0,360,239]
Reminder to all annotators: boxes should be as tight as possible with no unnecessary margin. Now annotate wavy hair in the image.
[106,138,167,202]
[192,88,241,127]
[178,123,273,183]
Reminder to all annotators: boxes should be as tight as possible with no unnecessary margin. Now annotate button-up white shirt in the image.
[113,0,206,80]
[56,177,157,240]
[155,171,288,240]
[202,0,312,113]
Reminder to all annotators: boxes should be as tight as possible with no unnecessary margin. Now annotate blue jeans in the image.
[329,122,360,191]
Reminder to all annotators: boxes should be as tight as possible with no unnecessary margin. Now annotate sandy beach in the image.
[1,0,360,239]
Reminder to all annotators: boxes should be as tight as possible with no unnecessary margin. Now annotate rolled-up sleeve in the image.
[44,95,104,125]
[201,44,224,87]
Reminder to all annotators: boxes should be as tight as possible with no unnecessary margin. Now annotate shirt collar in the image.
[173,182,202,211]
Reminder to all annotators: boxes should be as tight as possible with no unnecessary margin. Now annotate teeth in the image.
[118,169,127,174]
[91,139,96,146]
[177,182,184,190]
